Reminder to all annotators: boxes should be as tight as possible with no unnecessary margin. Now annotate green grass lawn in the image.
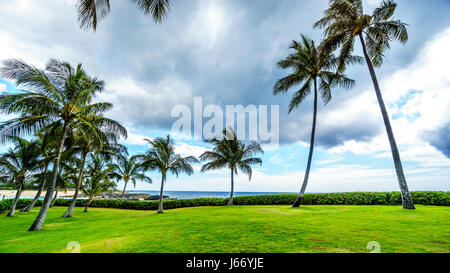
[0,205,448,253]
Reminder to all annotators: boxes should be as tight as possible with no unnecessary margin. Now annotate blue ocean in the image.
[129,190,296,200]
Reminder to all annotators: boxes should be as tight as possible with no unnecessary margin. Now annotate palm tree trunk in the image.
[157,175,166,213]
[50,187,58,208]
[84,197,93,213]
[293,78,318,208]
[121,180,128,201]
[358,33,415,209]
[21,165,48,212]
[227,168,234,205]
[62,152,87,218]
[29,122,69,231]
[7,183,23,217]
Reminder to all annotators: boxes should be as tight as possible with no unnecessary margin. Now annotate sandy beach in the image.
[0,190,76,199]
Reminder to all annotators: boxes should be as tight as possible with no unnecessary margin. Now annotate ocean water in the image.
[130,190,296,200]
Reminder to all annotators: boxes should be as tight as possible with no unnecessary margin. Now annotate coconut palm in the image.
[137,135,198,213]
[76,0,172,31]
[110,155,152,201]
[315,0,415,209]
[62,124,126,218]
[0,59,127,231]
[82,153,117,212]
[274,35,357,207]
[0,136,42,216]
[200,128,263,205]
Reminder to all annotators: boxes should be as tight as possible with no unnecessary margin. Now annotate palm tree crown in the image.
[314,0,407,67]
[76,0,172,30]
[0,59,127,143]
[200,128,263,205]
[274,35,358,112]
[137,135,198,212]
[110,155,152,200]
[0,136,43,216]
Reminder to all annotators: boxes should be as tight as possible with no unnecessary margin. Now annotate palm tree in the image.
[110,155,152,201]
[62,124,126,218]
[315,0,415,209]
[76,0,172,31]
[137,135,198,213]
[82,153,117,212]
[200,128,263,205]
[0,59,127,231]
[274,35,357,207]
[0,136,42,217]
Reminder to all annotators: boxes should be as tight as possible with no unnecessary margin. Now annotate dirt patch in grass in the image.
[431,241,447,245]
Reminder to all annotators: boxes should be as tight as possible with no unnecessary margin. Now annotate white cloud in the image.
[0,83,6,92]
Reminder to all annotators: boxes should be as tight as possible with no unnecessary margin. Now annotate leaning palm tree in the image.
[82,153,117,212]
[315,0,415,209]
[62,123,126,218]
[274,35,357,207]
[76,0,172,31]
[137,135,198,213]
[110,155,152,201]
[0,59,127,231]
[0,136,42,217]
[200,128,263,205]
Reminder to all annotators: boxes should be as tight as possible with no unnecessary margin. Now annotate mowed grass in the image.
[0,205,448,253]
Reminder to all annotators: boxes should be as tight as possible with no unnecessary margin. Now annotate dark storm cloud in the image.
[424,123,450,158]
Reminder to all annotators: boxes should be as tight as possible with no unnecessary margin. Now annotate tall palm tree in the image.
[200,128,263,205]
[314,0,415,209]
[274,35,357,207]
[76,0,172,31]
[110,155,152,201]
[0,59,127,231]
[0,136,42,217]
[82,153,116,212]
[137,135,198,213]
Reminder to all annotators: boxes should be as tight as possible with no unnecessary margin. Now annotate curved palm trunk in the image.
[157,175,166,213]
[29,123,69,231]
[227,168,235,205]
[359,34,415,209]
[62,152,87,218]
[7,183,23,217]
[84,197,93,213]
[293,78,318,208]
[50,187,58,208]
[21,168,47,212]
[121,180,128,201]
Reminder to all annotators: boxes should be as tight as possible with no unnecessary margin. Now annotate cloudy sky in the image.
[0,0,449,193]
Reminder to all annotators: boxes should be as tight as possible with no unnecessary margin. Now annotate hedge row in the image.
[1,191,448,214]
[233,191,450,206]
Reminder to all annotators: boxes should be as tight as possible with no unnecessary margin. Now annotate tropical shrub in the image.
[1,192,448,214]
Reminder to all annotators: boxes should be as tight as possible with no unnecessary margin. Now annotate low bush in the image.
[0,191,448,214]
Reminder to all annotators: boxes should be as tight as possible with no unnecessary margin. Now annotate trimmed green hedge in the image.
[233,192,450,206]
[0,191,448,214]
